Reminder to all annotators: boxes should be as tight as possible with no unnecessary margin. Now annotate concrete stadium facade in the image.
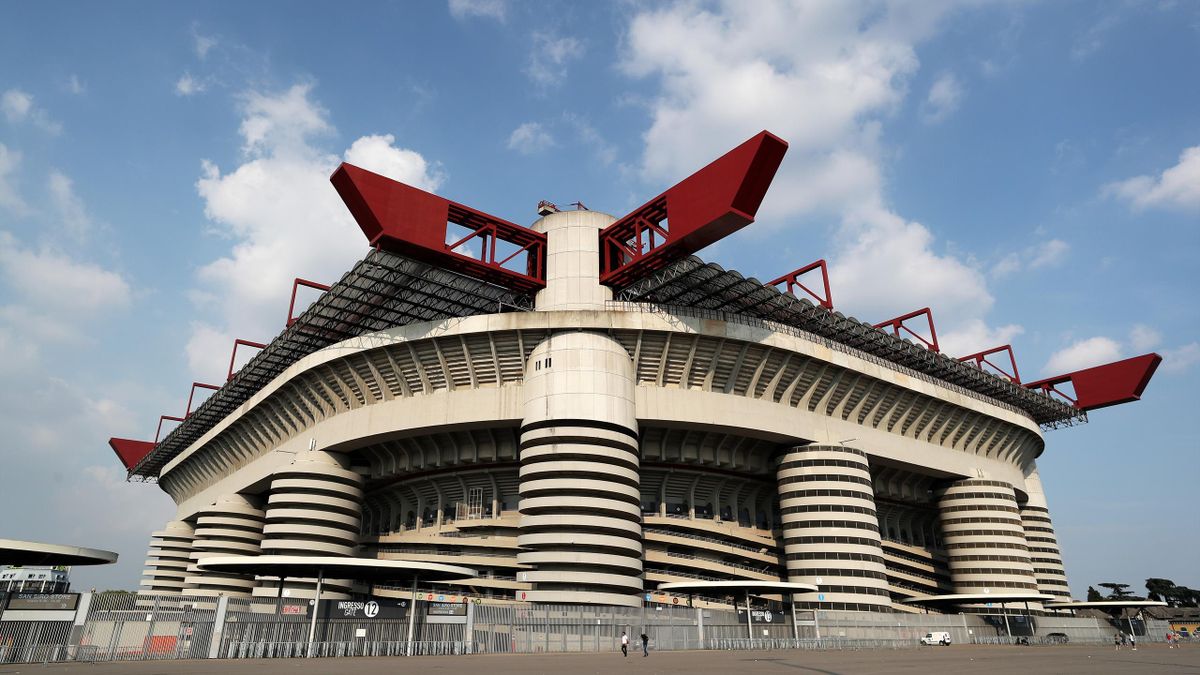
[136,208,1076,613]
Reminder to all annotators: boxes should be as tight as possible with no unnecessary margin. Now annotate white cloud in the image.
[65,74,85,95]
[1129,324,1162,351]
[563,113,617,166]
[991,239,1070,278]
[189,84,442,380]
[0,143,27,213]
[1071,13,1120,62]
[1044,336,1123,374]
[1,88,62,133]
[1105,145,1200,212]
[1161,342,1200,374]
[922,72,964,124]
[192,26,218,59]
[938,319,1024,361]
[526,35,584,88]
[48,170,93,239]
[0,231,131,313]
[448,0,506,21]
[622,1,1019,354]
[507,122,555,155]
[175,72,207,96]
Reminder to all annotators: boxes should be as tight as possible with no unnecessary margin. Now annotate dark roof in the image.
[613,256,1083,427]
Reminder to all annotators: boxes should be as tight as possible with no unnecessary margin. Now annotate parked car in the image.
[1045,633,1069,644]
[921,631,952,646]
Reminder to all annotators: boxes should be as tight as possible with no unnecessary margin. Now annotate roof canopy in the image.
[902,592,1056,606]
[658,580,818,596]
[197,555,476,583]
[1045,601,1168,610]
[0,539,118,567]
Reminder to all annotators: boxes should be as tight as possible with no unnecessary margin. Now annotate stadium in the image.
[109,130,1161,615]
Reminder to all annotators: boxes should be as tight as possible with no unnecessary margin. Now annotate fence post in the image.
[464,602,474,655]
[207,596,229,659]
[695,607,704,646]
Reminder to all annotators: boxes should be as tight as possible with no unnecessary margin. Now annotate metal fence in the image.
[1,591,1178,664]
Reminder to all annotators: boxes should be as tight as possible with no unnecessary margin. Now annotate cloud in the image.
[526,35,584,88]
[1071,12,1120,62]
[1161,342,1200,374]
[448,0,506,21]
[1105,145,1200,212]
[48,170,93,239]
[175,72,207,96]
[0,231,131,314]
[922,72,964,124]
[0,143,27,213]
[1,88,62,134]
[563,113,617,166]
[65,74,85,95]
[192,25,218,59]
[507,122,555,155]
[938,319,1024,361]
[1129,324,1161,352]
[992,239,1070,278]
[1044,336,1123,374]
[189,84,442,380]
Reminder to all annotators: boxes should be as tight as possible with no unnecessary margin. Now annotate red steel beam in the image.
[1025,353,1162,412]
[769,259,833,310]
[874,308,939,353]
[959,344,1021,384]
[185,382,221,418]
[599,130,789,288]
[155,415,185,444]
[108,437,156,471]
[286,278,332,327]
[228,338,268,382]
[331,164,546,293]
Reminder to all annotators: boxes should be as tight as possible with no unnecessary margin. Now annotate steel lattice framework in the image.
[612,255,1085,428]
[129,249,532,480]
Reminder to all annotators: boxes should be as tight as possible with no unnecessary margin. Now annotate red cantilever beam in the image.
[155,415,185,444]
[330,164,546,293]
[599,130,789,288]
[1025,353,1162,412]
[109,438,156,471]
[287,278,331,327]
[228,338,267,381]
[874,308,939,353]
[960,344,1021,384]
[185,382,221,418]
[769,259,833,310]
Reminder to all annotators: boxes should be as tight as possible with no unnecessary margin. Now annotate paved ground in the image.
[2,644,1198,675]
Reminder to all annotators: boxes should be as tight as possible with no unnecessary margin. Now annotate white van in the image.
[921,631,952,646]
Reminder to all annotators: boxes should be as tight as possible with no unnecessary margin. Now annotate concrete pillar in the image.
[185,493,266,597]
[139,520,195,595]
[1020,468,1071,602]
[516,331,643,607]
[255,449,364,599]
[776,445,890,611]
[936,478,1040,607]
[531,209,615,312]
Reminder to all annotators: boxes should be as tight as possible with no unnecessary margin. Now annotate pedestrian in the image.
[621,631,629,657]
[641,631,649,657]
[1167,631,1174,648]
[1130,634,1136,651]
[1113,633,1121,650]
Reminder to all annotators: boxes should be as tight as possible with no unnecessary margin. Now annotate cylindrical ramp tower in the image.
[256,449,364,599]
[937,479,1039,604]
[1020,469,1071,602]
[517,331,643,607]
[776,445,891,611]
[185,494,265,597]
[139,520,195,595]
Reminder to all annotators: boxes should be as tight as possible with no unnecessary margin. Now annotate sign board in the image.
[317,598,408,620]
[280,604,307,615]
[427,601,467,617]
[737,609,786,624]
[5,593,80,611]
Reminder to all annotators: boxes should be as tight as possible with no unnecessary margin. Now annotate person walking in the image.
[1114,633,1121,650]
[1130,633,1137,651]
[621,631,629,657]
[640,631,649,657]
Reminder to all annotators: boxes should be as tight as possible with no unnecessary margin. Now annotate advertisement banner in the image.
[317,598,408,620]
[5,593,80,611]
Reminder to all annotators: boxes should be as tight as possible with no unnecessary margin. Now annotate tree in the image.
[1146,578,1175,603]
[1087,586,1103,602]
[1098,583,1144,601]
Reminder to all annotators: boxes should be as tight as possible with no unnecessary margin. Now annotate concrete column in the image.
[255,449,364,599]
[139,520,195,595]
[185,494,266,597]
[517,331,643,607]
[936,478,1039,606]
[776,445,890,611]
[1020,468,1071,602]
[531,209,615,312]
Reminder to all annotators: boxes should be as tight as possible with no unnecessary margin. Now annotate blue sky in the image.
[0,1,1196,596]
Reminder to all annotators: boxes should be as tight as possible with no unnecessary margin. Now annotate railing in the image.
[643,527,776,554]
[705,637,917,651]
[225,640,475,658]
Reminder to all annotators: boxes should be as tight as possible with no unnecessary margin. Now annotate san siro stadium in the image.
[110,130,1161,615]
